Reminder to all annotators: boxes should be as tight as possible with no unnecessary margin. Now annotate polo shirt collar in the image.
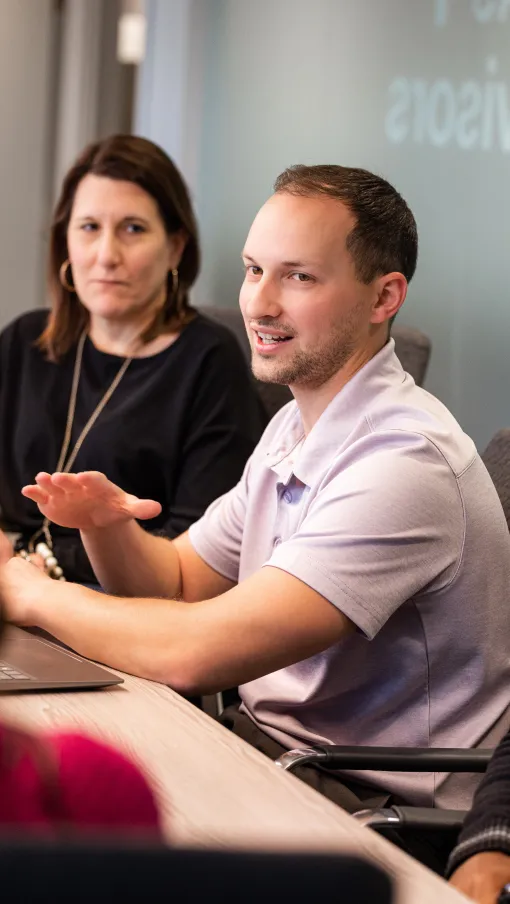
[267,339,405,487]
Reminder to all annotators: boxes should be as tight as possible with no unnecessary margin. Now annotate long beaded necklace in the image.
[24,330,134,580]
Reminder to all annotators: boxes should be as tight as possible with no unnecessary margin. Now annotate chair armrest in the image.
[274,748,330,771]
[275,745,493,773]
[353,806,467,833]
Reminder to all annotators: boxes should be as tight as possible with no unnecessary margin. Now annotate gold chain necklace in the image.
[27,330,134,578]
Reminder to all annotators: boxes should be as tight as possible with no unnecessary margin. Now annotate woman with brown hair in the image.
[0,135,265,584]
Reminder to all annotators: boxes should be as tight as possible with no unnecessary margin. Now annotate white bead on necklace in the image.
[35,542,65,581]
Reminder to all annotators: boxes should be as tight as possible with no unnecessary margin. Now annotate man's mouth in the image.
[255,331,292,345]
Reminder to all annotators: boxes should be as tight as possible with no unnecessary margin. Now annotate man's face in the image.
[240,192,380,389]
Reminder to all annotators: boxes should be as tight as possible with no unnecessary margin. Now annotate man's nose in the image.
[244,277,282,322]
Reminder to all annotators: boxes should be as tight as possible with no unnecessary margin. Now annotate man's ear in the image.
[370,272,408,325]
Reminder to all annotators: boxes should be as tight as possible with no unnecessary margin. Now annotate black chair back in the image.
[0,842,393,903]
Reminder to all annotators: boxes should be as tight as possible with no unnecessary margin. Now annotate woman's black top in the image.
[0,309,266,582]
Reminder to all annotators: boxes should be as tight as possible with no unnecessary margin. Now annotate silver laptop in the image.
[0,625,123,691]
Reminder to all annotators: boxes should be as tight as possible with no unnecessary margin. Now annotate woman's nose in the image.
[96,230,122,267]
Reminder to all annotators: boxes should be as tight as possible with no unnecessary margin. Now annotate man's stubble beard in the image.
[251,305,364,390]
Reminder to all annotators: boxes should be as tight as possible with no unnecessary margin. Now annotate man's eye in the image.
[290,272,312,282]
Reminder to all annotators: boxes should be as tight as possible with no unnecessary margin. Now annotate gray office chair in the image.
[481,428,510,531]
[201,306,293,418]
[275,746,492,836]
[392,325,431,386]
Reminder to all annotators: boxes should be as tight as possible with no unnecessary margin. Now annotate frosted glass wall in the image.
[142,0,510,448]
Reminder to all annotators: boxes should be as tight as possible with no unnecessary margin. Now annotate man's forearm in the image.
[81,519,182,598]
[30,580,196,689]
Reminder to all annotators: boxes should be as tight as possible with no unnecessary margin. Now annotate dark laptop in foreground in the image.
[0,844,393,903]
[0,625,123,691]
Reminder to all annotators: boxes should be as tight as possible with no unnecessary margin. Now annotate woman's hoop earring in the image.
[59,259,76,293]
[171,268,179,298]
[171,268,184,316]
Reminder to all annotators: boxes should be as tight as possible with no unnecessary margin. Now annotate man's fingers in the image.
[35,472,66,497]
[51,472,84,492]
[21,485,50,505]
[77,471,121,495]
[36,471,114,497]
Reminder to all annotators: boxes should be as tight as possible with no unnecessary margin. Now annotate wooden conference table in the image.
[0,667,471,904]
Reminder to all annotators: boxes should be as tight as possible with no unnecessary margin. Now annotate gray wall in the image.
[0,0,138,332]
[0,0,56,324]
[136,0,510,448]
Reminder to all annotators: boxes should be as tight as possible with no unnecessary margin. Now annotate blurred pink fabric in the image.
[0,723,162,836]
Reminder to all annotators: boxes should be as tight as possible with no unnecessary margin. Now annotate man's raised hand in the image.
[22,472,162,531]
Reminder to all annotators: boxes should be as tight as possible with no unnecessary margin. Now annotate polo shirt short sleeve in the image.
[188,456,252,584]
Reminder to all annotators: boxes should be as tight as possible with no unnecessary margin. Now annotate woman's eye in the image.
[80,223,98,232]
[246,265,262,276]
[126,223,145,234]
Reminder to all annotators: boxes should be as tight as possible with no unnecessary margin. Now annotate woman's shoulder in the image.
[0,308,49,348]
[185,310,250,365]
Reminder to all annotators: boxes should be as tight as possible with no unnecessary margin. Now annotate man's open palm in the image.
[22,471,162,530]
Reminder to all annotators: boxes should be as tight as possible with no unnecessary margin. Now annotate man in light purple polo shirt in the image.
[2,165,510,823]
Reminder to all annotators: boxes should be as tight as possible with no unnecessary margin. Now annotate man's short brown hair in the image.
[274,164,418,285]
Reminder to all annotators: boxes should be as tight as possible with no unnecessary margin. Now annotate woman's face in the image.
[66,174,185,326]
